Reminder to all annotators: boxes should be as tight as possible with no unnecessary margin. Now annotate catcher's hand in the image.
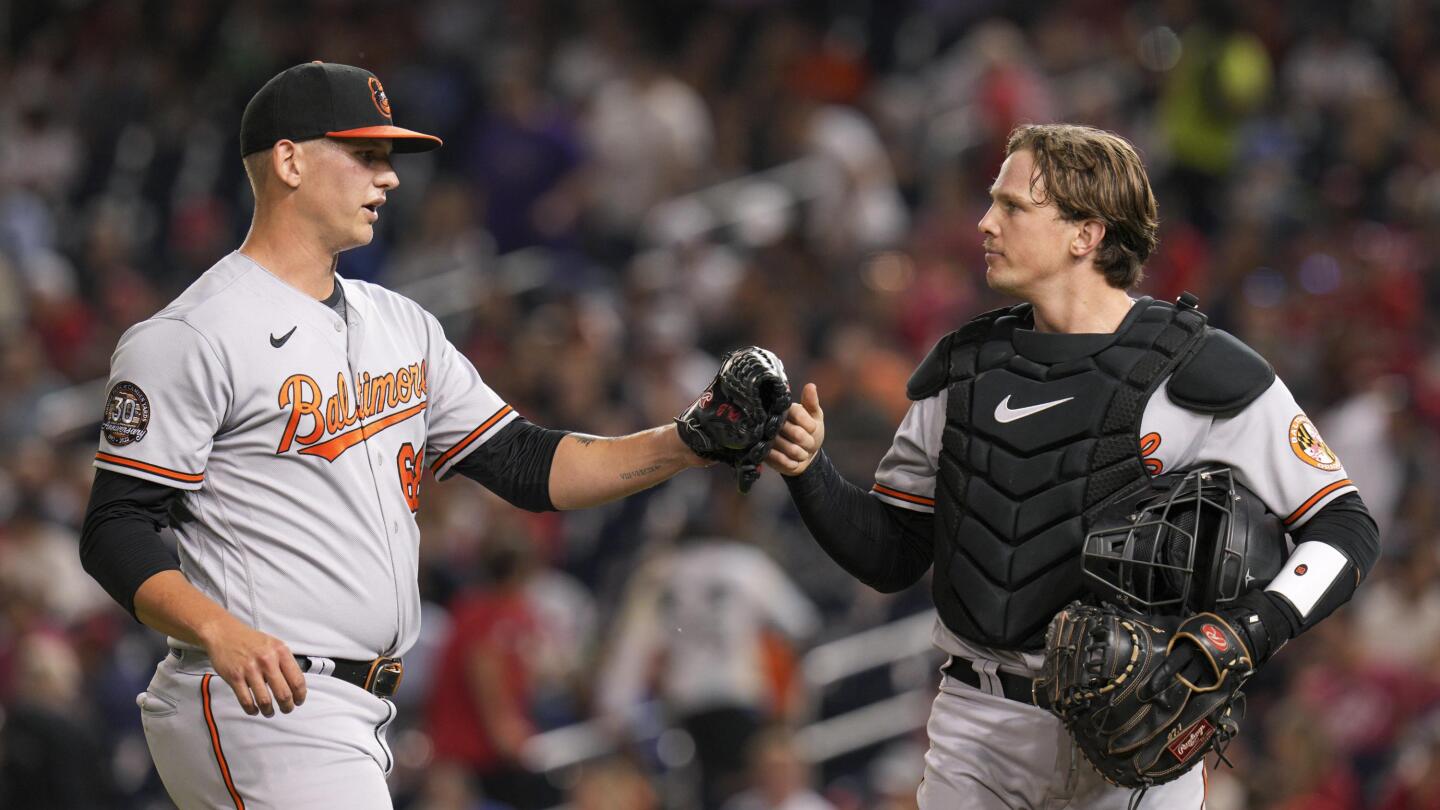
[1032,603,1253,789]
[675,346,791,493]
[766,382,824,476]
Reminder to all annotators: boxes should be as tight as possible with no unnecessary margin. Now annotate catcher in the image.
[765,124,1380,808]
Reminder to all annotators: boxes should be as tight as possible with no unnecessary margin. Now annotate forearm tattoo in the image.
[620,464,663,481]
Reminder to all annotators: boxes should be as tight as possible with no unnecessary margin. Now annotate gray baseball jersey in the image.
[97,251,517,661]
[872,370,1355,672]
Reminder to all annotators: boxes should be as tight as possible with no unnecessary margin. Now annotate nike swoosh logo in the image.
[270,326,297,348]
[994,394,1074,423]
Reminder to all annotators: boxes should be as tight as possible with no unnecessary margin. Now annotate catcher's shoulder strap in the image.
[1166,325,1276,419]
[906,304,1026,401]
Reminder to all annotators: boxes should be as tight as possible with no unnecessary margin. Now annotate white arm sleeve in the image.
[871,390,946,512]
[94,318,230,490]
[1262,541,1353,619]
[421,313,519,478]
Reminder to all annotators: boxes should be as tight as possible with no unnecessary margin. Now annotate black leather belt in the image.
[943,655,1035,704]
[170,649,405,698]
[297,655,405,699]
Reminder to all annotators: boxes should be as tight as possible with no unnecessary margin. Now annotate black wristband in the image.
[1224,589,1297,665]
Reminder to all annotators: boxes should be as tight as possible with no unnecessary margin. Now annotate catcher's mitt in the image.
[1032,602,1253,792]
[676,346,791,493]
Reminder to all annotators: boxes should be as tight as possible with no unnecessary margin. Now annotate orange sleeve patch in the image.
[1288,415,1342,471]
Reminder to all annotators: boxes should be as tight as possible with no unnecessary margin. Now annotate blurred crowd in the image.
[3,0,1440,808]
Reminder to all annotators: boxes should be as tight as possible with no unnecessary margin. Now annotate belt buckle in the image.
[364,657,404,698]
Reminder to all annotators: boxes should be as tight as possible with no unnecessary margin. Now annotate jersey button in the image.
[333,321,343,332]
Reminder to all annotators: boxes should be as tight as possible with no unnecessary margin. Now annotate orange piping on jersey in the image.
[1284,479,1354,527]
[95,453,205,484]
[1201,765,1208,809]
[300,401,428,462]
[431,404,514,472]
[201,674,246,810]
[871,483,936,507]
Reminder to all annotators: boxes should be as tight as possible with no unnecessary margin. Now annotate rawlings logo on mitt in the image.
[1032,603,1253,791]
[676,346,792,493]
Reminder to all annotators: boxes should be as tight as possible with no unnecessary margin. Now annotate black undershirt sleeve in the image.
[783,450,934,592]
[1272,491,1379,631]
[448,417,567,512]
[1290,491,1380,578]
[1233,491,1380,662]
[80,470,183,620]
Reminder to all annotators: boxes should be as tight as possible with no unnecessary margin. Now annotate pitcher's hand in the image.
[204,618,307,717]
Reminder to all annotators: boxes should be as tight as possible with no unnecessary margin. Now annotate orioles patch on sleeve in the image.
[102,381,151,446]
[1288,414,1341,471]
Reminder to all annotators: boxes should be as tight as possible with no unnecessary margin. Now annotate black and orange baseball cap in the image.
[240,62,442,157]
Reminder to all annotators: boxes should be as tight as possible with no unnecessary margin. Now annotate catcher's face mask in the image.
[1082,466,1286,615]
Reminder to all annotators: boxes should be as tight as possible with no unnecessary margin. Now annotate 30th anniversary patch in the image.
[102,381,151,446]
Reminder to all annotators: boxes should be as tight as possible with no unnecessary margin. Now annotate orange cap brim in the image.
[326,126,442,153]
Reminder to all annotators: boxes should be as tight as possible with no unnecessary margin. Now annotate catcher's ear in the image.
[1070,218,1106,259]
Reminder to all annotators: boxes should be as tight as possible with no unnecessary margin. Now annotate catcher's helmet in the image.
[1082,466,1286,615]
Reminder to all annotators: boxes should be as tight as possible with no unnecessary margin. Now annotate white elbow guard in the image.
[1265,541,1354,626]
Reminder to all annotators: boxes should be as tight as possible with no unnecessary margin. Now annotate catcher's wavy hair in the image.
[1005,124,1158,290]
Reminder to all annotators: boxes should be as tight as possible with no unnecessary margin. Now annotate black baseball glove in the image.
[676,346,791,493]
[1032,602,1253,793]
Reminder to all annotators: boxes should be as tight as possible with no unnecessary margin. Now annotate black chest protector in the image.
[921,296,1208,649]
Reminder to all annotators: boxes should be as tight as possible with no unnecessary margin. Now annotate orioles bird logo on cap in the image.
[368,77,392,119]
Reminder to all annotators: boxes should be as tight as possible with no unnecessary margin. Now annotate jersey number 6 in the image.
[396,442,424,512]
